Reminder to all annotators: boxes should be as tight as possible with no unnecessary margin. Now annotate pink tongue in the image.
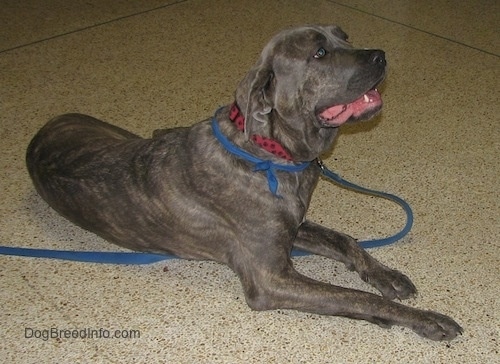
[320,90,382,126]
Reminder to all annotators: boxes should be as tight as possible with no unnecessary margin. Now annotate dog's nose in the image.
[370,50,386,66]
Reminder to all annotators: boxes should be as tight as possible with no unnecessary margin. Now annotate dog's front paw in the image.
[360,267,417,300]
[412,310,463,341]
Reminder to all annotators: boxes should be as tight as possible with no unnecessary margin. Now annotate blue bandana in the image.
[211,118,310,196]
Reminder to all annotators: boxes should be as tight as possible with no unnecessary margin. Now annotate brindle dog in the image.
[27,25,462,341]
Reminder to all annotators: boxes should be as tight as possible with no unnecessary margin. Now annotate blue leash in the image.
[0,121,413,264]
[308,159,412,250]
[0,247,170,265]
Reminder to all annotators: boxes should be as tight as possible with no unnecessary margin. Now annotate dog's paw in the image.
[360,267,417,300]
[412,310,463,341]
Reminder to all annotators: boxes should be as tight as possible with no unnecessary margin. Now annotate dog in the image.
[26,25,462,341]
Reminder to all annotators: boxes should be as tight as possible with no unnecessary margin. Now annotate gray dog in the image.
[27,25,462,341]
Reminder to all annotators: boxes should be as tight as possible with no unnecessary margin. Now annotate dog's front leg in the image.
[293,220,417,300]
[236,261,462,341]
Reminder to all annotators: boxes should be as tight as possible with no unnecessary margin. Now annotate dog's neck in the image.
[229,103,293,161]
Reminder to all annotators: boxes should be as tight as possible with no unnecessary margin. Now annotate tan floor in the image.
[1,1,499,363]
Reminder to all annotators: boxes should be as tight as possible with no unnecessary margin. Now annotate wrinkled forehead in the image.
[300,25,350,46]
[263,25,352,56]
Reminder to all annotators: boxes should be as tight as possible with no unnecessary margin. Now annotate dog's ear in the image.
[239,62,275,138]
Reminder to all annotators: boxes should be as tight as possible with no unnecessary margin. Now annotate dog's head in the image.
[235,25,386,161]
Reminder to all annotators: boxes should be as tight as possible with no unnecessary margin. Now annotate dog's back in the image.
[26,114,188,253]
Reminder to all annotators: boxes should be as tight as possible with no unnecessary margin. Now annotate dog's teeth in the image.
[363,94,369,102]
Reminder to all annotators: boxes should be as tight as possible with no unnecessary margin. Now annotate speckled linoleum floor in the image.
[1,1,498,363]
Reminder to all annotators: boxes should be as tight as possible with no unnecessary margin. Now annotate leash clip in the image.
[316,158,326,172]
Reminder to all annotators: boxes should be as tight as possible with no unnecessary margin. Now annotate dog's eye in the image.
[313,47,327,59]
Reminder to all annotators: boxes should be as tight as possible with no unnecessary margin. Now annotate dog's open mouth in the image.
[317,89,383,127]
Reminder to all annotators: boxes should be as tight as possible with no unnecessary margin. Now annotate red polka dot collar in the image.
[229,103,293,161]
